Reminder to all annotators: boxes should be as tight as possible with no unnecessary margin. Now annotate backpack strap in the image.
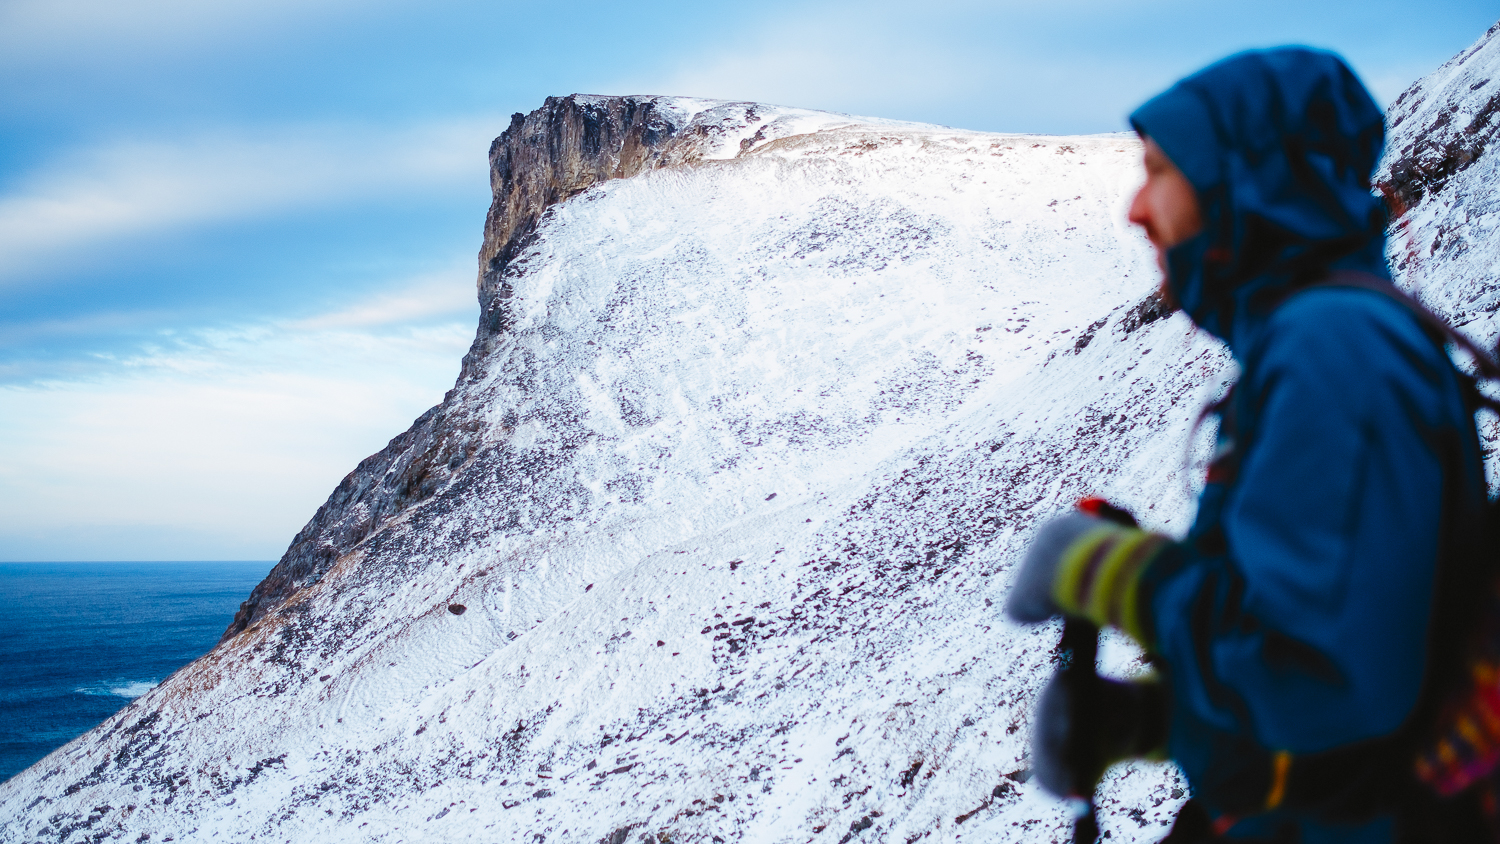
[1310,271,1500,411]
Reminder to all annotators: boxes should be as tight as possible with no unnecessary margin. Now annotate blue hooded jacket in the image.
[1130,48,1488,836]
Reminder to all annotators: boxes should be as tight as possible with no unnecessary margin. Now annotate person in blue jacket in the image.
[1006,48,1491,842]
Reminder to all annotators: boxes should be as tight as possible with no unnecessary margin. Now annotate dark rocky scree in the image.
[1378,22,1500,212]
[223,95,733,641]
[1374,17,1500,341]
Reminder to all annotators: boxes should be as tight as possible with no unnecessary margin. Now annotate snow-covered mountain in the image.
[6,22,1500,841]
[1379,23,1500,347]
[1375,21,1500,485]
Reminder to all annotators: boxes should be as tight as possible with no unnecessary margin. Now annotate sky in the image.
[1,0,1495,562]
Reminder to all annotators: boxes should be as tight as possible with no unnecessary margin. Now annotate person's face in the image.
[1128,137,1203,292]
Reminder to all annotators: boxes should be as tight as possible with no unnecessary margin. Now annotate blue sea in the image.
[0,561,269,784]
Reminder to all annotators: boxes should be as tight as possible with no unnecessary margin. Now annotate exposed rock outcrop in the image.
[224,96,692,640]
[1379,22,1500,212]
[474,97,688,346]
[1376,20,1500,339]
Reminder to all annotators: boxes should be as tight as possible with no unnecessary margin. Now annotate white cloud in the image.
[287,270,477,331]
[0,118,502,285]
[0,0,406,61]
[612,0,1439,134]
[0,273,475,561]
[611,0,1174,134]
[644,28,984,112]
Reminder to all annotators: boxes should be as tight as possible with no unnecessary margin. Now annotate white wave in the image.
[76,681,158,699]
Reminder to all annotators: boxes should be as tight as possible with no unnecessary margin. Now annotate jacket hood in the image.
[1129,48,1389,351]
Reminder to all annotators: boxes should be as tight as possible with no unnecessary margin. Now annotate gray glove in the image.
[1005,511,1105,624]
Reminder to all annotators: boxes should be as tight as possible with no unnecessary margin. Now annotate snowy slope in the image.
[16,20,1500,831]
[1376,22,1500,486]
[0,92,1326,843]
[1380,22,1500,340]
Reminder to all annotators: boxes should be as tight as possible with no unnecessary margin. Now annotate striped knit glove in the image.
[1006,509,1171,646]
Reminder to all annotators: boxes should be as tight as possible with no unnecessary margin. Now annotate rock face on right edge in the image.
[1378,20,1500,349]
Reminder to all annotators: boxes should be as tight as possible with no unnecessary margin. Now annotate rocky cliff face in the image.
[7,23,1500,842]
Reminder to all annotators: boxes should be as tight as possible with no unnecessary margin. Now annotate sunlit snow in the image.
[2,101,1237,843]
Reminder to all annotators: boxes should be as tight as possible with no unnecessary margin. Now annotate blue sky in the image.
[2,0,1495,561]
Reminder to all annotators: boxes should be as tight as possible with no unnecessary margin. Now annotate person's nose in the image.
[1127,185,1150,230]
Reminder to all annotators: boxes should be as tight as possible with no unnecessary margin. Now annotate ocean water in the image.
[0,561,269,784]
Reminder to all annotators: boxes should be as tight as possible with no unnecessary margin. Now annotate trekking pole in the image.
[1061,498,1139,844]
[1059,616,1102,843]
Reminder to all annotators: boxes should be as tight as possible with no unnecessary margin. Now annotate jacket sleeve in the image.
[1144,289,1470,759]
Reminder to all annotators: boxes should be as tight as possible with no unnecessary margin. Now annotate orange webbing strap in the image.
[1264,750,1293,810]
